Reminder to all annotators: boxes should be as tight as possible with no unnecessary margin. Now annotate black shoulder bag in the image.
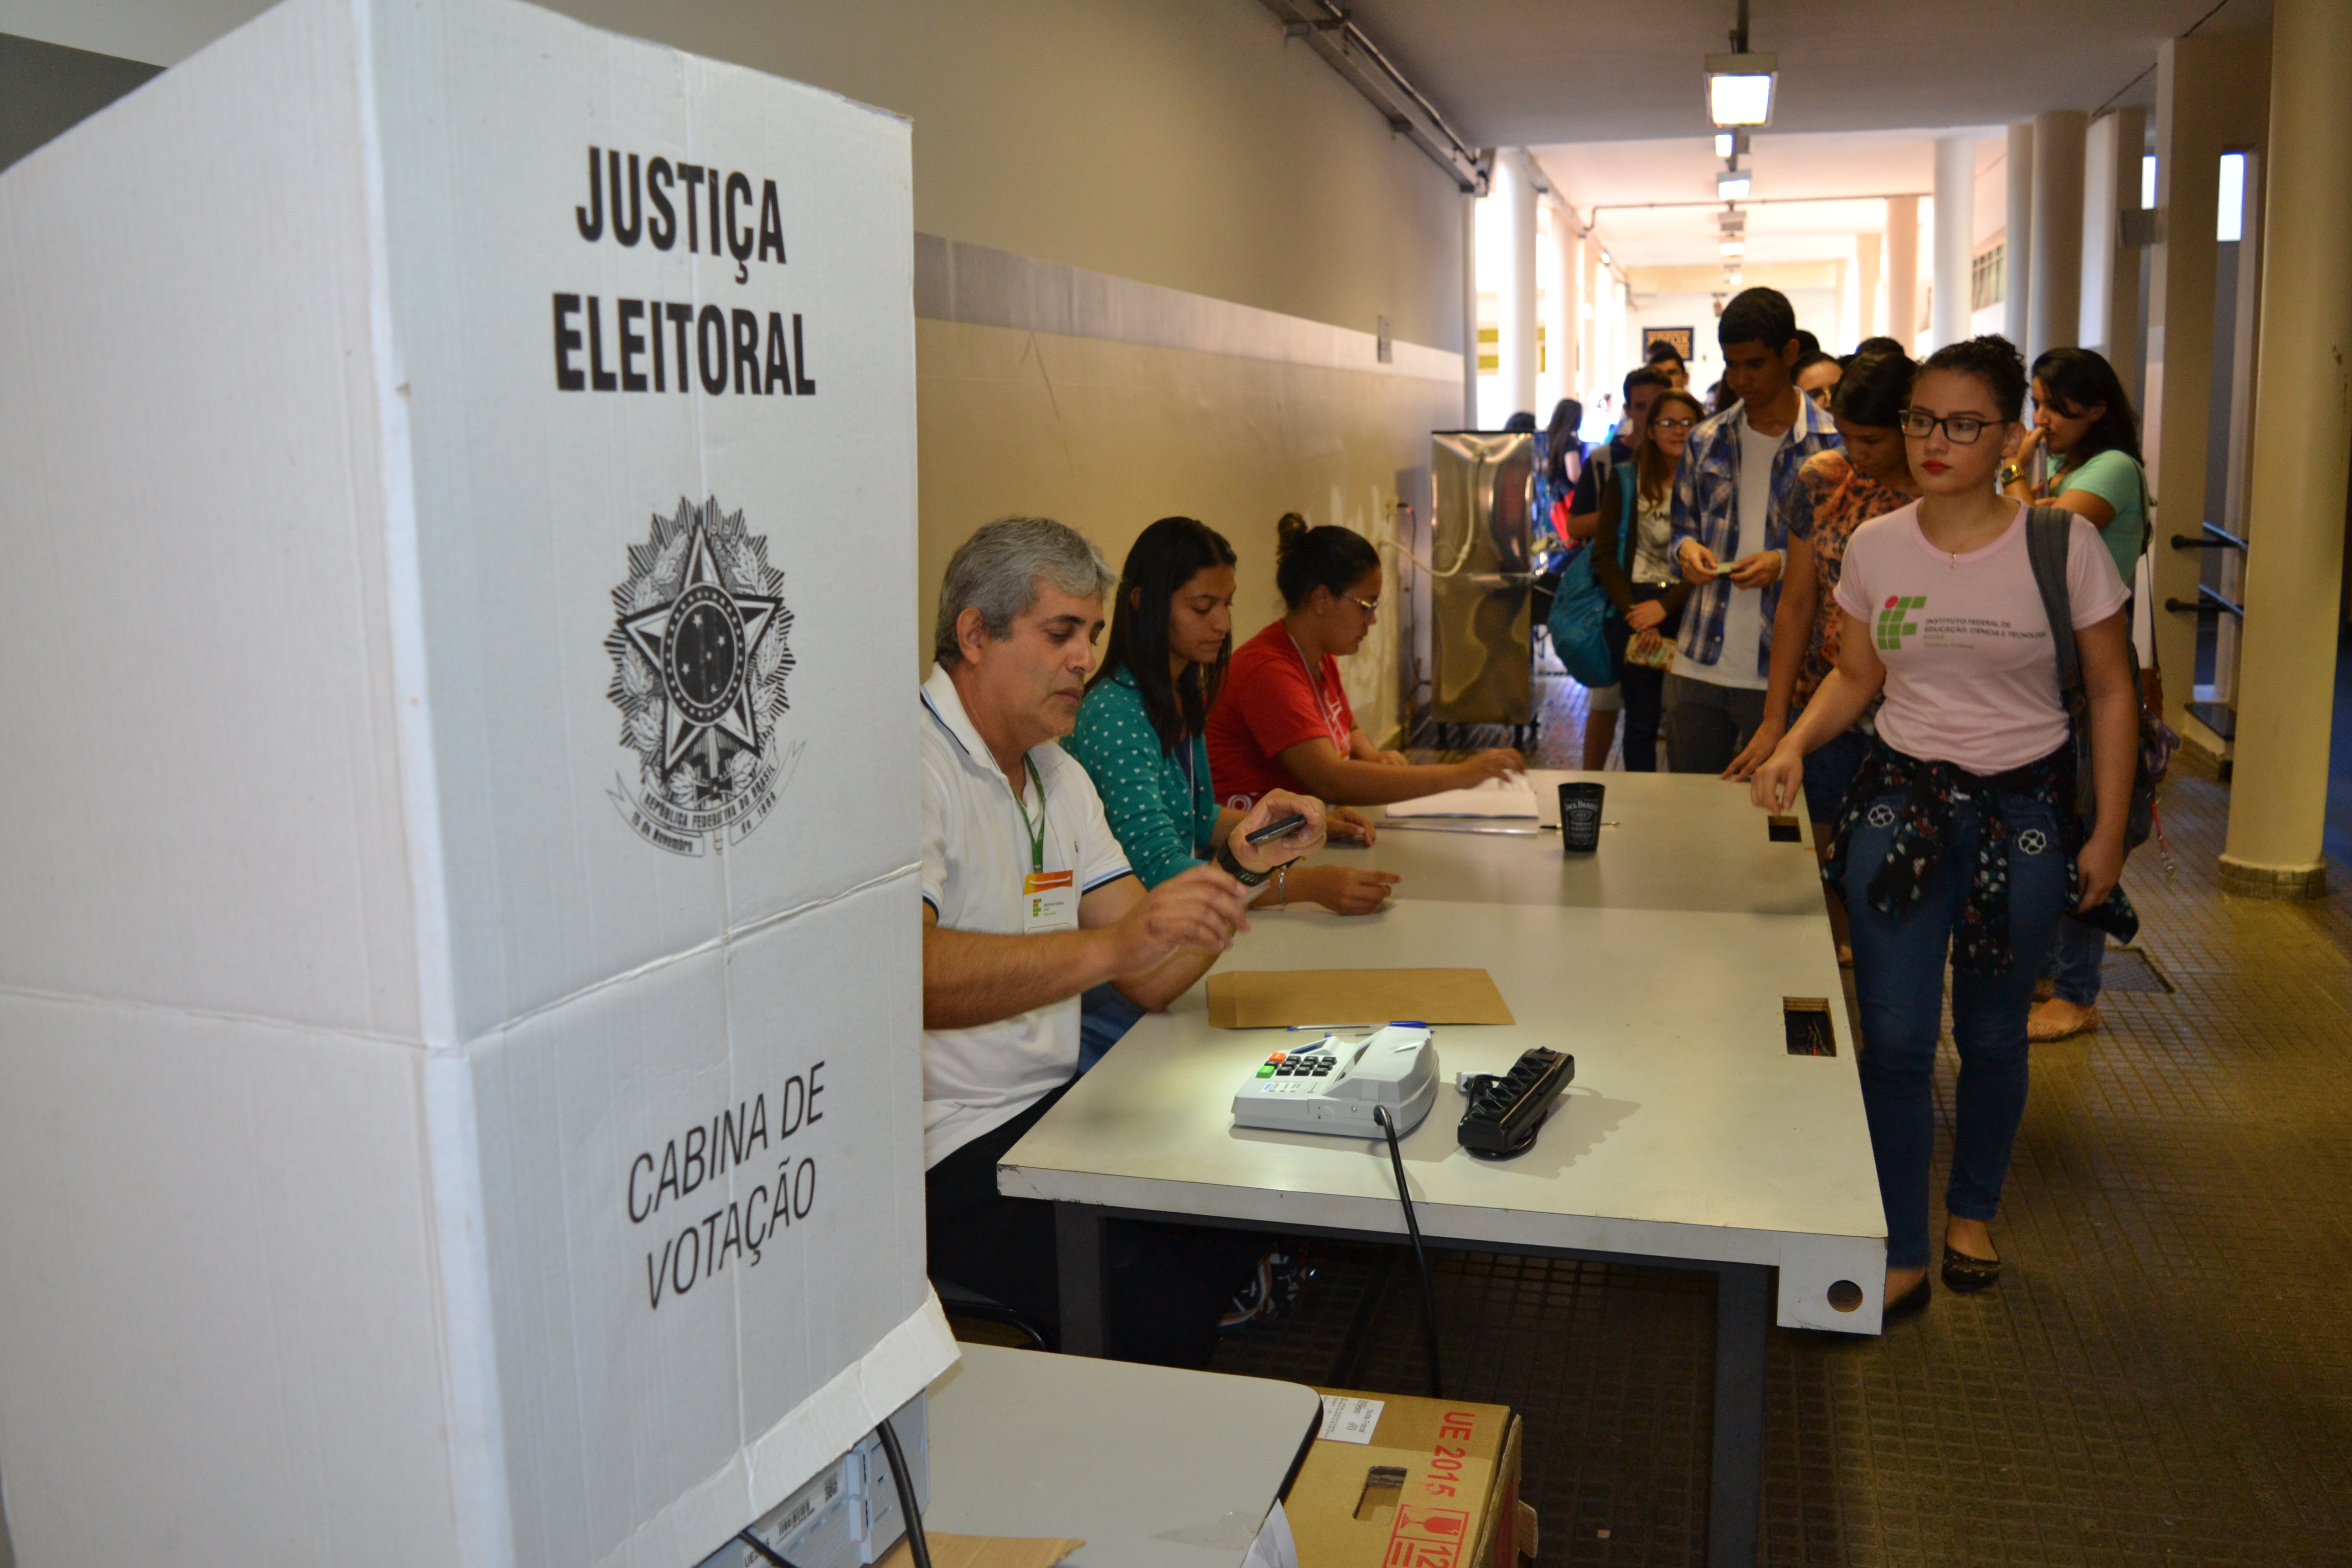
[2023,506,2160,851]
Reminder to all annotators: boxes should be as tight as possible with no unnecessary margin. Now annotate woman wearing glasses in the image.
[1207,514,1523,809]
[1748,337,2140,1319]
[1588,388,1703,770]
[1065,516,1399,920]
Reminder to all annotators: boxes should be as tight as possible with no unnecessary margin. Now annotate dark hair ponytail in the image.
[1273,513,1380,611]
[1090,516,1238,754]
[2030,346,2142,465]
[1913,334,2028,423]
[1832,346,1917,429]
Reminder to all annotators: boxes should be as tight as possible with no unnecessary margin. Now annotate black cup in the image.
[1559,781,1604,853]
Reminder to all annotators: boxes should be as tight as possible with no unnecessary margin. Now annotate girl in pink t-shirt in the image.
[1747,337,2142,1323]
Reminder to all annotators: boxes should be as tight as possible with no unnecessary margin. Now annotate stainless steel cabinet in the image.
[1428,430,1535,738]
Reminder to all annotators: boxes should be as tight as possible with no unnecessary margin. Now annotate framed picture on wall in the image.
[1643,327,1695,363]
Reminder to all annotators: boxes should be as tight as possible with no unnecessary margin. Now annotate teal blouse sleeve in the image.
[2054,449,2148,585]
[1063,675,1208,890]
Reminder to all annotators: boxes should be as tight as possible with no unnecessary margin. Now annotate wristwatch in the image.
[1215,841,1270,887]
[1996,462,2023,488]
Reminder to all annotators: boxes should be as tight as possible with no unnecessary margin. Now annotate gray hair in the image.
[933,516,1117,666]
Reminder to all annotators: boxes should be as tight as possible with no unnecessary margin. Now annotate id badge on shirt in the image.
[1021,870,1078,934]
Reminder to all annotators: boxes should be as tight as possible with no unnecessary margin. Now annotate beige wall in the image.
[919,317,1459,745]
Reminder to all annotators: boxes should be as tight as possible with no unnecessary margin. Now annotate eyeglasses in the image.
[1897,408,1994,445]
[1650,416,1698,432]
[1345,593,1380,617]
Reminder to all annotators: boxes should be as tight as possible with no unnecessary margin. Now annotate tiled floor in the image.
[1206,667,2352,1566]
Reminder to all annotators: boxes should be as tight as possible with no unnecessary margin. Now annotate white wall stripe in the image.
[913,232,1461,384]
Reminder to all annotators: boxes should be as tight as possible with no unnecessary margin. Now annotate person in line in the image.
[1564,368,1671,767]
[921,515,1327,1365]
[1794,350,1844,412]
[1535,397,1585,545]
[1208,516,1523,808]
[1726,347,1921,962]
[1646,340,1691,389]
[1665,287,1842,773]
[1999,347,2151,1044]
[1748,336,2140,1318]
[1587,388,1703,771]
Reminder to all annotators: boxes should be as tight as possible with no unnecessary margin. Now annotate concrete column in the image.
[2079,106,2148,392]
[2027,110,2089,361]
[2004,122,2034,346]
[1538,202,1573,417]
[2221,0,2350,899]
[1493,152,1539,424]
[1578,232,1599,405]
[1884,195,1919,350]
[2144,31,2273,736]
[1931,136,1976,348]
[1855,230,1882,340]
[1461,188,1479,426]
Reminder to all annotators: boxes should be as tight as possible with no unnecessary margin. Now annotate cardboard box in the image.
[1287,1390,1534,1568]
[0,2,952,1565]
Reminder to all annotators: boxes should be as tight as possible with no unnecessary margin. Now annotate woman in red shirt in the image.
[1207,515,1523,808]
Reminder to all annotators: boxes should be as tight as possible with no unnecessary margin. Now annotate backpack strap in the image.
[1617,461,1636,559]
[2024,505,2097,819]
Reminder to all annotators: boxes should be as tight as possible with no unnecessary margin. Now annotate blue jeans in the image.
[1801,727,1871,825]
[1077,982,1147,1073]
[2042,915,2107,1006]
[1846,788,2072,1269]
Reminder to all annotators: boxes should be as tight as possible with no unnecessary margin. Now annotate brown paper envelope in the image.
[1205,968,1514,1028]
[875,1534,1084,1568]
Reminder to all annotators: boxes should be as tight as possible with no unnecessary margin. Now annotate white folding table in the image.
[999,770,1887,1567]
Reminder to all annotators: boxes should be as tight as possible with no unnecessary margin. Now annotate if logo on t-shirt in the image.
[1876,594,1926,651]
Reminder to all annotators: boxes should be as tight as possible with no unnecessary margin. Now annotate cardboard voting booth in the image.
[0,2,951,1564]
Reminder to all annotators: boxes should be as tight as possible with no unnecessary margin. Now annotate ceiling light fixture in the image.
[1720,238,1745,257]
[1718,171,1751,200]
[1715,132,1734,158]
[1706,3,1776,128]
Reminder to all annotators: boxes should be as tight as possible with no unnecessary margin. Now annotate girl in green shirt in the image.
[2001,346,2150,592]
[2000,346,2151,1044]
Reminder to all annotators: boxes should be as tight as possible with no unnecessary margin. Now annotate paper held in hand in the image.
[1383,776,1539,819]
[1207,968,1516,1027]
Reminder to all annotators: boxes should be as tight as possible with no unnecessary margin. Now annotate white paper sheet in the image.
[1383,776,1539,819]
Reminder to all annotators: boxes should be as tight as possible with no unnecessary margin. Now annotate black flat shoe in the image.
[1941,1245,2001,1294]
[1883,1275,1932,1321]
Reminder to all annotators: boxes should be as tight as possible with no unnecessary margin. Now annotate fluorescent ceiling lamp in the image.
[2141,154,2157,210]
[1720,239,1745,256]
[2216,151,2245,242]
[1718,171,1752,200]
[1704,53,1777,127]
[1715,132,1735,158]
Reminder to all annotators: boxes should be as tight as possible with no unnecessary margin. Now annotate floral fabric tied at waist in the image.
[1824,739,2140,973]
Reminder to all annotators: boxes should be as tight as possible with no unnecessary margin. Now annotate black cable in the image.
[875,1415,934,1568]
[1372,1105,1443,1401]
[735,1529,798,1568]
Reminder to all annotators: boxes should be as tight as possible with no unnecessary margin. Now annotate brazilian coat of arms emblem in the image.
[606,496,800,854]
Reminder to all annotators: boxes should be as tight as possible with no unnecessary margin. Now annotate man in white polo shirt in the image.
[921,515,1325,1365]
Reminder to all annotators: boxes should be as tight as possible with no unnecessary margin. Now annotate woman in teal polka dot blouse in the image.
[1063,516,1395,1069]
[1065,517,1393,910]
